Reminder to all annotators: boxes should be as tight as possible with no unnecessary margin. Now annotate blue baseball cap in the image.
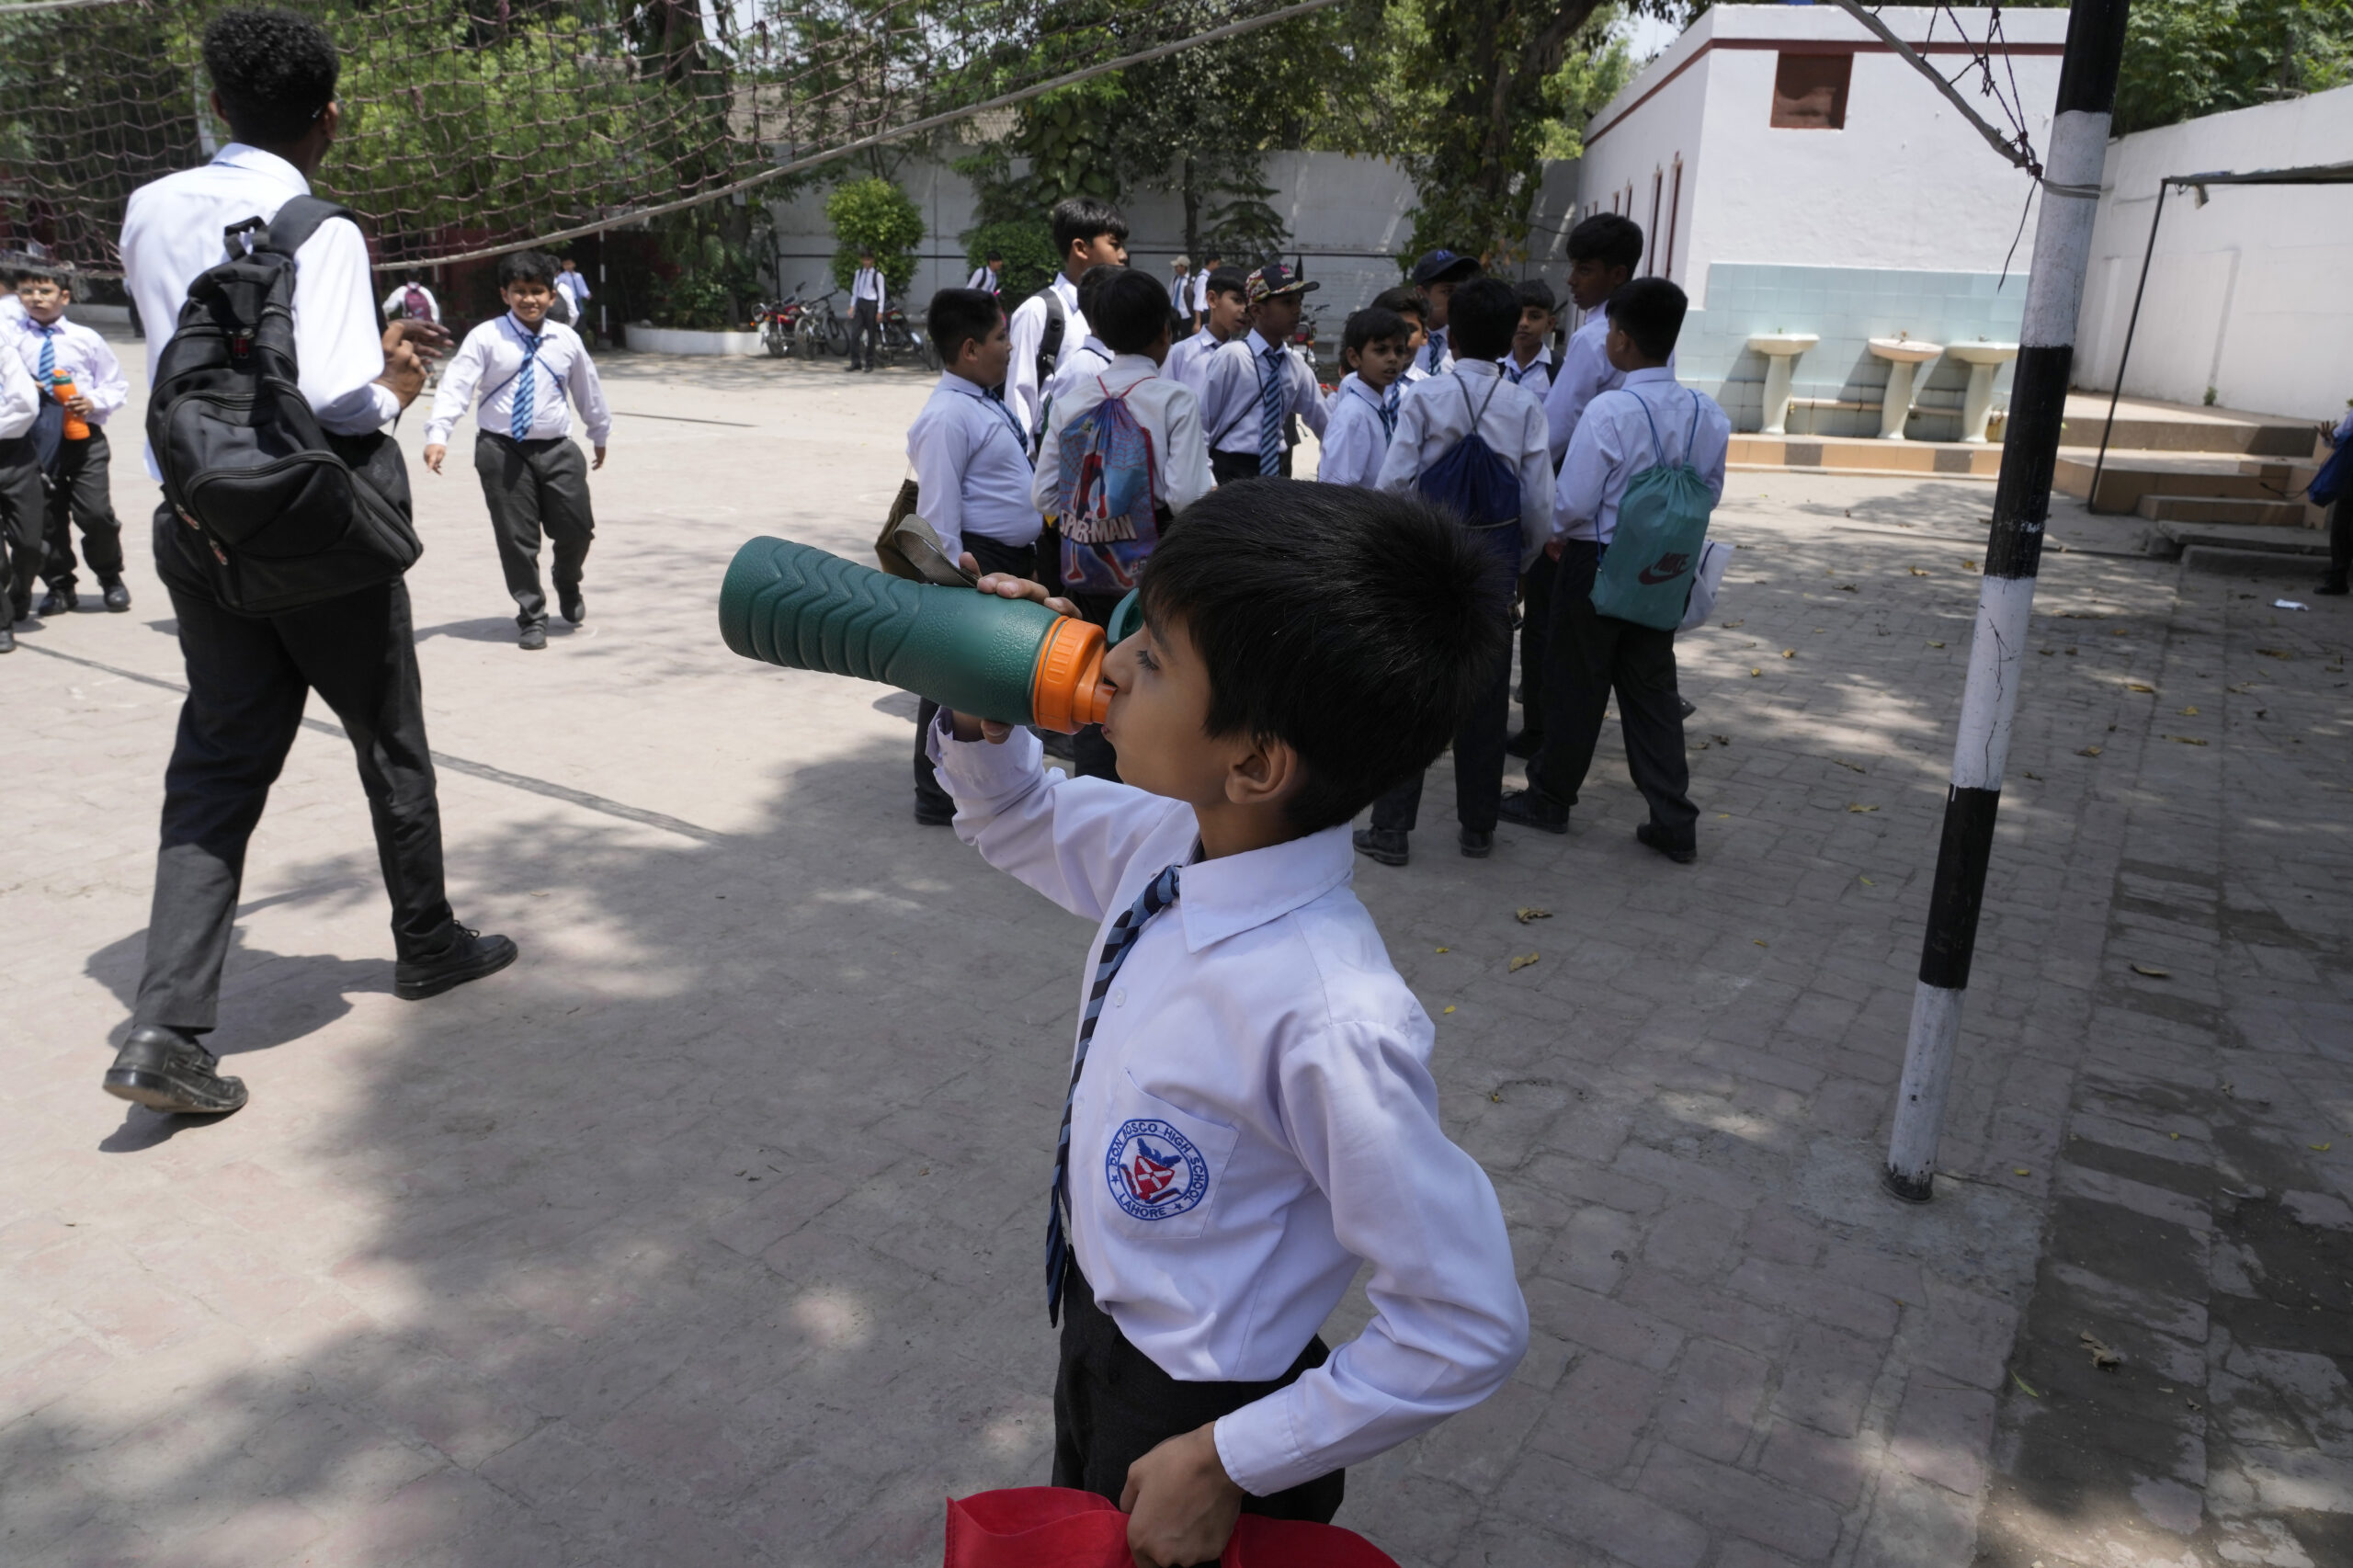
[1412,248,1480,287]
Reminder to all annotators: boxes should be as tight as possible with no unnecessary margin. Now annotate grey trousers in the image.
[474,432,595,628]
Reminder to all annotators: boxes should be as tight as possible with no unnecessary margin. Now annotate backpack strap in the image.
[1036,287,1066,387]
[1637,392,1668,468]
[259,195,359,257]
[1685,388,1701,454]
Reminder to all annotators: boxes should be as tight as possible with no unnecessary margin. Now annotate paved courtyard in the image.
[4,343,2347,1568]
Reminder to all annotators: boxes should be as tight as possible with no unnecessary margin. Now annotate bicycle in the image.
[876,302,937,370]
[796,286,846,357]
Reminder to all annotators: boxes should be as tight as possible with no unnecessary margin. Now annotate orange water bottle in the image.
[51,370,89,441]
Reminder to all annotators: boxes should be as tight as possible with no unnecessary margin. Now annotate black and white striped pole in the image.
[1885,0,2131,1203]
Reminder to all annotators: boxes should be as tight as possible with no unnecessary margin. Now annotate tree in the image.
[825,176,925,293]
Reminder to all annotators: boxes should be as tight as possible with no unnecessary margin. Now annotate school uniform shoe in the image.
[915,799,956,826]
[393,926,518,1001]
[100,580,131,612]
[1677,697,1697,719]
[560,592,585,625]
[1497,788,1568,835]
[36,586,76,617]
[518,623,548,651]
[1636,823,1697,864]
[1505,729,1540,760]
[1459,828,1494,858]
[1351,827,1409,866]
[0,623,14,653]
[102,1026,248,1116]
[2319,575,2349,597]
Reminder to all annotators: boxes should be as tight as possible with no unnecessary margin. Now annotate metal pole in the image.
[2086,180,2171,513]
[1886,0,2132,1202]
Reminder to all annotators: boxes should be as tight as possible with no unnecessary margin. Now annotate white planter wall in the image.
[621,324,767,357]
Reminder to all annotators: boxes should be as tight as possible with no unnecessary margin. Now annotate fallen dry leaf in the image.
[2013,1371,2040,1398]
[2013,1167,2031,1176]
[1834,759,1867,773]
[2077,745,2104,757]
[1712,734,1732,745]
[1434,947,1449,954]
[2313,1142,2334,1153]
[1927,641,1946,648]
[1514,907,1552,925]
[1859,876,1876,886]
[2182,706,2200,716]
[1720,619,1745,629]
[1909,567,1930,576]
[1507,952,1540,973]
[1848,803,1879,812]
[1961,560,1980,571]
[2128,683,2155,693]
[2079,1331,2122,1371]
[1781,649,1797,659]
[2257,648,2292,659]
[2166,735,2210,746]
[1441,1005,1456,1015]
[1749,667,1763,676]
[2131,963,2171,978]
[1753,939,1768,948]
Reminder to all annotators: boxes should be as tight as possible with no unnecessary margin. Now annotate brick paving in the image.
[3,342,2345,1567]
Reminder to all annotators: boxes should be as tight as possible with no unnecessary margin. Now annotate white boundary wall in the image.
[2075,84,2353,419]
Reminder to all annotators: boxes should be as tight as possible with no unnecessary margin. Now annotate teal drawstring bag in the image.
[1590,390,1713,630]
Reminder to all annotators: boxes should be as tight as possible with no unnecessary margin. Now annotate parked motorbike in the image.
[876,302,938,370]
[756,292,805,358]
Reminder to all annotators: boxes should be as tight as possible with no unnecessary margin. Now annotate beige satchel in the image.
[873,475,976,587]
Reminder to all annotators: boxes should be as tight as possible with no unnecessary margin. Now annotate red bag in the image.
[942,1487,1400,1568]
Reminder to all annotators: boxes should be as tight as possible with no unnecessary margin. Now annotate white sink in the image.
[1947,340,2020,443]
[1745,333,1819,436]
[1867,336,1945,439]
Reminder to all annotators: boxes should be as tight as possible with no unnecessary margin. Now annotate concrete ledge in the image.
[2180,544,2327,576]
[1728,433,2003,479]
[620,324,764,357]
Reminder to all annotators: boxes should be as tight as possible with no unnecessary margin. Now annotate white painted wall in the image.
[2075,84,2353,420]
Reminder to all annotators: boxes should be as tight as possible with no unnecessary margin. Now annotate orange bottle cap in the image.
[1030,615,1113,733]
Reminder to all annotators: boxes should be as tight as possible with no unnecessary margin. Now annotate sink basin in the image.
[1745,334,1820,436]
[1867,337,1945,438]
[1946,341,2019,442]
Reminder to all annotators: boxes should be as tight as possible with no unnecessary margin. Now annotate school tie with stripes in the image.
[1380,383,1399,441]
[1046,861,1182,1324]
[510,329,541,440]
[36,324,57,382]
[1256,345,1285,476]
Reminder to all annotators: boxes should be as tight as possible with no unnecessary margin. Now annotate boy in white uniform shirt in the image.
[1503,278,1727,862]
[906,287,1042,825]
[1408,247,1478,378]
[0,323,40,650]
[424,250,612,652]
[1040,263,1123,416]
[1499,278,1559,398]
[1006,198,1128,443]
[1199,263,1326,483]
[11,267,131,614]
[1313,305,1410,489]
[1358,278,1552,866]
[927,485,1526,1565]
[1163,269,1245,405]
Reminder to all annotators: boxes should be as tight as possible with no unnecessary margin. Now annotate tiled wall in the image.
[1681,262,2032,439]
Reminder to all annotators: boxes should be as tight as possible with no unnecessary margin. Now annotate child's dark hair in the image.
[1514,278,1557,315]
[926,287,1002,365]
[497,250,558,290]
[1446,278,1519,363]
[1204,269,1248,302]
[1139,483,1512,834]
[1607,277,1688,361]
[14,263,66,290]
[1094,268,1172,356]
[1370,285,1424,324]
[203,8,339,146]
[1342,306,1409,364]
[1567,214,1644,274]
[1051,197,1128,256]
[1074,262,1123,324]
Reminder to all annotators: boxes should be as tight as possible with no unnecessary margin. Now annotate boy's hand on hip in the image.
[592,445,607,471]
[423,443,446,474]
[1120,1422,1244,1568]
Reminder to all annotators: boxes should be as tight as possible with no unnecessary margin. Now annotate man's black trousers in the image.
[913,535,1036,814]
[474,432,595,629]
[2330,492,2350,585]
[0,435,44,620]
[1529,539,1698,847]
[1372,520,1521,835]
[1053,1264,1343,1542]
[134,551,457,1034]
[1209,449,1291,484]
[849,297,881,369]
[41,427,126,591]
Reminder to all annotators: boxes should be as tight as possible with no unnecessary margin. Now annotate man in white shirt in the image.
[423,249,613,650]
[966,251,1003,295]
[1006,197,1128,442]
[847,247,886,373]
[1503,278,1727,860]
[1199,263,1327,483]
[0,325,40,650]
[1541,213,1665,466]
[1192,252,1218,327]
[381,276,440,325]
[554,256,591,319]
[1040,263,1123,417]
[1164,268,1245,407]
[10,267,132,614]
[1166,256,1194,334]
[1409,247,1479,379]
[108,6,514,1119]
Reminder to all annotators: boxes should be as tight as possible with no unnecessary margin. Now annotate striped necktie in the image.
[36,324,57,382]
[510,328,542,440]
[1257,345,1285,476]
[1379,382,1399,440]
[1046,861,1182,1323]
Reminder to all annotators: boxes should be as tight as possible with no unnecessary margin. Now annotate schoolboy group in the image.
[52,13,1742,1566]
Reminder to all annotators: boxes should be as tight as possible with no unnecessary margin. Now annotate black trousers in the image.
[474,432,595,628]
[914,534,1037,813]
[1529,540,1698,847]
[1372,521,1520,835]
[2330,493,2350,584]
[41,427,126,590]
[848,298,881,369]
[1210,449,1290,484]
[1516,549,1559,744]
[1053,1265,1344,1544]
[133,552,457,1034]
[0,435,43,620]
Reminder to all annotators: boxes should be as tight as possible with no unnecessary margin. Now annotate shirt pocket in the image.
[1096,1073,1241,1244]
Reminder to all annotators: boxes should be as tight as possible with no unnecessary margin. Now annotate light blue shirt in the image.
[1315,372,1393,488]
[907,371,1039,558]
[1555,366,1730,544]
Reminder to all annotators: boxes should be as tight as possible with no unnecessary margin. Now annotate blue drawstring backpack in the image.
[2309,437,2349,508]
[1591,390,1713,630]
[1416,375,1521,528]
[1056,376,1163,593]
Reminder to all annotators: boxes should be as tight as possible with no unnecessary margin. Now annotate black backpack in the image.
[147,196,420,614]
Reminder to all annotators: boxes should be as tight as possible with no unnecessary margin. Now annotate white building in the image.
[1575,5,2066,437]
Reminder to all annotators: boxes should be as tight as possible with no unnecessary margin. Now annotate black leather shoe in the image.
[518,623,548,651]
[560,592,585,625]
[1352,827,1409,866]
[2320,576,2350,597]
[1459,828,1494,858]
[101,581,131,612]
[915,799,955,826]
[1636,822,1697,864]
[394,926,518,1001]
[1505,729,1540,760]
[1497,789,1568,834]
[1677,696,1697,720]
[36,586,76,617]
[0,623,13,653]
[103,1026,247,1115]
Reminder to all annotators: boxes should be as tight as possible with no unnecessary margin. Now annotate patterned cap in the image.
[1245,262,1319,303]
[1412,248,1480,287]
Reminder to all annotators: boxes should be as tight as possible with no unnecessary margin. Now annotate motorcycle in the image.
[876,302,938,370]
[756,293,805,358]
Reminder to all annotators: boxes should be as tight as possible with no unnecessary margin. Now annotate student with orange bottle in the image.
[10,267,131,615]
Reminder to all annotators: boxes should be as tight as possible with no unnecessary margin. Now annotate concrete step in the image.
[2154,520,2330,559]
[2182,545,2335,578]
[2054,452,2302,512]
[2060,392,2320,458]
[1728,433,2002,478]
[2135,494,2313,526]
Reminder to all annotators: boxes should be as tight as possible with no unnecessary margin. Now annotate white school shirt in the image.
[9,316,129,426]
[1043,335,1114,418]
[381,282,441,324]
[2333,408,2353,446]
[924,725,1528,1495]
[1375,359,1555,568]
[1499,344,1556,400]
[1190,271,1210,315]
[1006,274,1086,439]
[966,265,999,293]
[1556,366,1731,545]
[0,294,22,327]
[1544,313,1679,466]
[1200,329,1328,458]
[852,267,886,308]
[1315,372,1396,489]
[905,371,1040,559]
[1032,352,1213,519]
[1164,326,1226,406]
[1168,274,1192,314]
[424,313,612,448]
[0,331,38,439]
[556,269,591,307]
[120,142,397,476]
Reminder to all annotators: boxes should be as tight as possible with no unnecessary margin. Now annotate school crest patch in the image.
[1104,1119,1210,1221]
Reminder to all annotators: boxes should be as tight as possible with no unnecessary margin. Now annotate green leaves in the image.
[825,176,926,294]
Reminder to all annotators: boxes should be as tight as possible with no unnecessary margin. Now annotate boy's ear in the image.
[1223,733,1303,813]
